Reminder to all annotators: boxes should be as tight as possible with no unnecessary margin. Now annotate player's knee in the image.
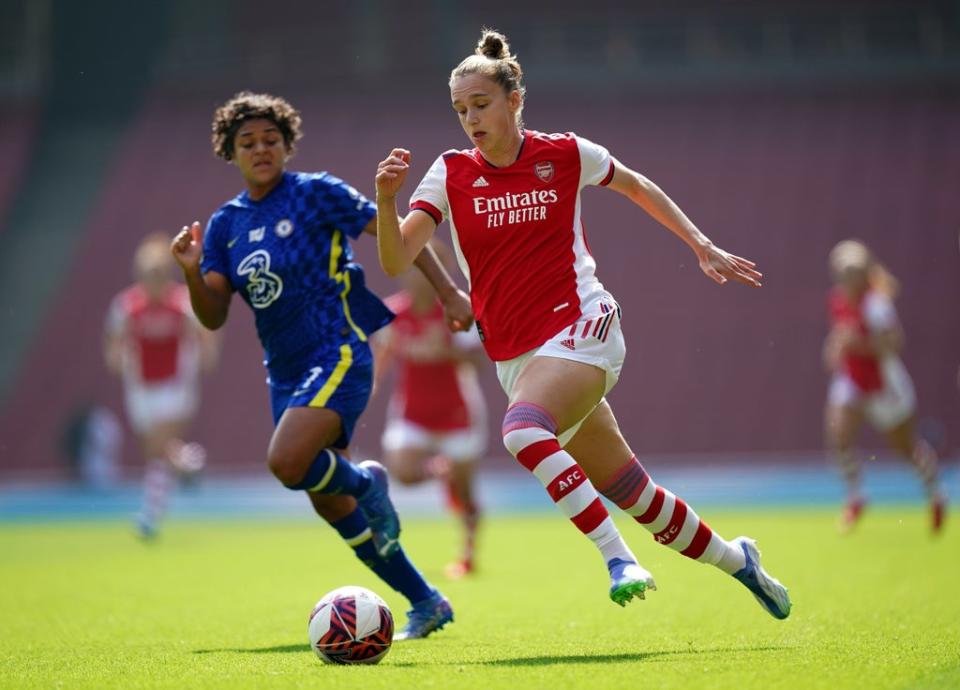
[501,403,558,458]
[267,450,307,487]
[501,430,523,458]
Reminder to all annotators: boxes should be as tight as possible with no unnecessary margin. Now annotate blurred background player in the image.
[171,92,472,639]
[104,232,219,538]
[824,239,947,533]
[375,29,791,619]
[60,401,122,490]
[374,239,488,579]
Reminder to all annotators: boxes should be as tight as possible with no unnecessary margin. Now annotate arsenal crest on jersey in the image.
[534,161,555,183]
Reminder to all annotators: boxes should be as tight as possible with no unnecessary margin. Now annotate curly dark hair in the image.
[211,91,303,161]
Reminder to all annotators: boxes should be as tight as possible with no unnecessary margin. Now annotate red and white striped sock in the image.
[141,460,172,528]
[597,456,745,575]
[502,403,636,567]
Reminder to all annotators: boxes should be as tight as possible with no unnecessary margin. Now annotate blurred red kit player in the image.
[105,233,219,538]
[374,243,487,578]
[824,240,946,533]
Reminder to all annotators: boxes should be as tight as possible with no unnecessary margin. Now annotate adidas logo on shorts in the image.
[560,338,576,351]
[472,176,490,188]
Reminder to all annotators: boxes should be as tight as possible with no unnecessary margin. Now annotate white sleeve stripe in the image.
[409,155,450,222]
[576,135,614,188]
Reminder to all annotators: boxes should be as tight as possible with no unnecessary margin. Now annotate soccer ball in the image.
[308,586,394,665]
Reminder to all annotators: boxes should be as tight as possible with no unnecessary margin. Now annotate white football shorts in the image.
[827,355,916,432]
[381,417,487,463]
[124,378,199,434]
[496,290,625,446]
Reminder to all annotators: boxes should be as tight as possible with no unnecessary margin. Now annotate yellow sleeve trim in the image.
[329,230,368,342]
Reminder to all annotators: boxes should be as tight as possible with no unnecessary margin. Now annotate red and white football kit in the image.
[410,131,625,444]
[405,131,795,600]
[106,283,202,433]
[827,288,915,430]
[379,291,486,462]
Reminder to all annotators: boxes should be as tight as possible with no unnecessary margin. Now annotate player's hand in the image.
[696,243,763,288]
[441,287,475,332]
[171,221,204,272]
[375,148,411,199]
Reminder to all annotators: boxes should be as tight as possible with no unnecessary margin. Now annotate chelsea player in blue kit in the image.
[171,92,469,639]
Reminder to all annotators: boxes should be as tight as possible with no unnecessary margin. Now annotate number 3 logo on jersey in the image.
[237,250,283,309]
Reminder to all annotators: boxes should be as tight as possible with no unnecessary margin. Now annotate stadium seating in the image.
[1,91,958,478]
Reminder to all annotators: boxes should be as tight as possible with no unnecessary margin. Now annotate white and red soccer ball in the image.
[308,586,394,665]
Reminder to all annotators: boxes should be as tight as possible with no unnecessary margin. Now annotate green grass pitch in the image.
[1,508,957,689]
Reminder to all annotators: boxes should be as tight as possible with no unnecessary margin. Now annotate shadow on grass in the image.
[194,644,309,655]
[193,643,788,667]
[463,645,788,667]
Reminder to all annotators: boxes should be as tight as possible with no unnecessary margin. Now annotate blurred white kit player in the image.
[72,405,123,489]
[104,233,218,538]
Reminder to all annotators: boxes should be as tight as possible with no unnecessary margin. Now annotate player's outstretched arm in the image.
[197,324,222,373]
[362,215,472,331]
[412,244,473,332]
[606,159,763,288]
[369,329,395,398]
[375,148,435,277]
[171,221,233,330]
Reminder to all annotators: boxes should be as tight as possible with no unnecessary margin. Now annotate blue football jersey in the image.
[201,171,394,384]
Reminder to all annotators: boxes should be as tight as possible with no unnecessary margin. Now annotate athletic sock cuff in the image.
[597,457,649,509]
[502,402,558,436]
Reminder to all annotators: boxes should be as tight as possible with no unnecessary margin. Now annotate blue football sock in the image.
[330,509,434,605]
[286,449,372,496]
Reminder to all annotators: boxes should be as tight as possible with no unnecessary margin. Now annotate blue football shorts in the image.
[269,342,373,449]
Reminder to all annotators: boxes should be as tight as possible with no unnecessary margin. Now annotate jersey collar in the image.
[476,129,528,169]
[237,171,292,207]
